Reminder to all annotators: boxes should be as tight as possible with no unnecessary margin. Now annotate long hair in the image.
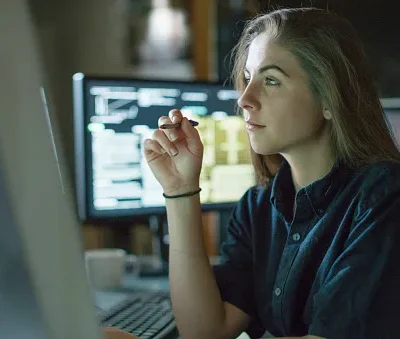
[231,7,400,187]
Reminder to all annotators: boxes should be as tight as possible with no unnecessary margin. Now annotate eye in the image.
[265,77,280,86]
[244,77,251,85]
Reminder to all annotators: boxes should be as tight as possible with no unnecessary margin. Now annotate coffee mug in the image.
[84,248,138,290]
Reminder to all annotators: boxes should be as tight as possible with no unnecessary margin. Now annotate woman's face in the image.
[238,33,330,156]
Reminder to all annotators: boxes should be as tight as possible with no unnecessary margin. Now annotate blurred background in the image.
[27,0,400,264]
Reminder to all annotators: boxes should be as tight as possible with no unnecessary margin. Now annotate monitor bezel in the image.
[382,98,400,150]
[73,73,247,223]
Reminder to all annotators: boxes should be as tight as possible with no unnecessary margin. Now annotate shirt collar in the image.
[270,159,351,220]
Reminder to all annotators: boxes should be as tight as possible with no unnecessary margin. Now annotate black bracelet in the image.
[163,188,202,199]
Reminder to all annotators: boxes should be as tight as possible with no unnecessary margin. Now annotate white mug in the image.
[85,248,137,290]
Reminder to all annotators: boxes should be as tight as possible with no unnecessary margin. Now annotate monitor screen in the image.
[73,74,255,222]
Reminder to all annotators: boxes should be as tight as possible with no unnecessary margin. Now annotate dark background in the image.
[217,0,400,97]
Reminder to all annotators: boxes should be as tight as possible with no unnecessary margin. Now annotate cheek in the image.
[267,94,323,138]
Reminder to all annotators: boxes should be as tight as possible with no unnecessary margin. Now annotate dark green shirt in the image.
[213,160,400,339]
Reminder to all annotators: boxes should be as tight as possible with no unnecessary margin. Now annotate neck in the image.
[281,133,335,193]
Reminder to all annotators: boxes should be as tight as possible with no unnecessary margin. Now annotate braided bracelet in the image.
[163,188,202,199]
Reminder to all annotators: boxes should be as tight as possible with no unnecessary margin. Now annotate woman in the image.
[109,7,400,339]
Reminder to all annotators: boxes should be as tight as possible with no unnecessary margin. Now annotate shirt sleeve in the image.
[309,188,400,339]
[212,188,265,338]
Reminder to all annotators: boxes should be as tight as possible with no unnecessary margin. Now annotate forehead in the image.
[245,33,297,73]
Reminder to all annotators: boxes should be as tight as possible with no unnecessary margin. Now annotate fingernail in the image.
[170,132,178,141]
[170,147,178,156]
[172,116,179,123]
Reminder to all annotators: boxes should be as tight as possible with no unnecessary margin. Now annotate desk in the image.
[94,274,179,339]
[94,274,250,339]
[121,274,170,292]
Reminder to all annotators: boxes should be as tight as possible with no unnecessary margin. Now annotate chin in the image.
[249,138,277,155]
[249,135,289,155]
[250,143,279,155]
[248,135,277,155]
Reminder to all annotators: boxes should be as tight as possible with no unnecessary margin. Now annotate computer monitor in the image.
[0,1,100,338]
[73,75,255,223]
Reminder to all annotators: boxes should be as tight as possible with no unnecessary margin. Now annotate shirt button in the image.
[292,233,301,241]
[274,287,282,296]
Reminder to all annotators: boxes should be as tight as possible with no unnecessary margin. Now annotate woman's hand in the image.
[143,109,204,196]
[103,327,140,339]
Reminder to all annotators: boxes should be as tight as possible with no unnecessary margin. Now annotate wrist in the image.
[163,184,200,197]
[163,188,201,199]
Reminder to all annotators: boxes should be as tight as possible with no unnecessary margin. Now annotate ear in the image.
[323,108,332,120]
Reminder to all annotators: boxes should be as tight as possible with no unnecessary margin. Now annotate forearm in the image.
[166,194,226,339]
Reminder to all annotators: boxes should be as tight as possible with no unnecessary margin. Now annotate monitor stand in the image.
[147,209,234,274]
[150,208,234,271]
[147,214,169,276]
[111,215,168,277]
[112,208,233,277]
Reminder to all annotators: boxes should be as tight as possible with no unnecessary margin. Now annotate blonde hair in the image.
[231,8,400,187]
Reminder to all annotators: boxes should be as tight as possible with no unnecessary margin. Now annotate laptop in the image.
[0,1,110,338]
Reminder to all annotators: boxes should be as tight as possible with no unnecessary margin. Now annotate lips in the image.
[245,120,266,130]
[246,121,265,127]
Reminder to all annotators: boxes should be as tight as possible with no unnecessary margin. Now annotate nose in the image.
[237,83,261,113]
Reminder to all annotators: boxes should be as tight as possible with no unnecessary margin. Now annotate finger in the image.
[143,138,167,157]
[180,117,203,153]
[169,109,183,123]
[158,115,172,127]
[103,327,140,339]
[152,129,179,157]
[180,117,200,140]
[158,115,180,142]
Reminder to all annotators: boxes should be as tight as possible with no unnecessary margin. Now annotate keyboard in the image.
[97,291,176,339]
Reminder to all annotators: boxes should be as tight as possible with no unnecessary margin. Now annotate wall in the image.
[27,0,216,255]
[30,0,131,184]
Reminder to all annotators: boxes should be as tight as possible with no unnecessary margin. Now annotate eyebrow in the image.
[245,64,290,78]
